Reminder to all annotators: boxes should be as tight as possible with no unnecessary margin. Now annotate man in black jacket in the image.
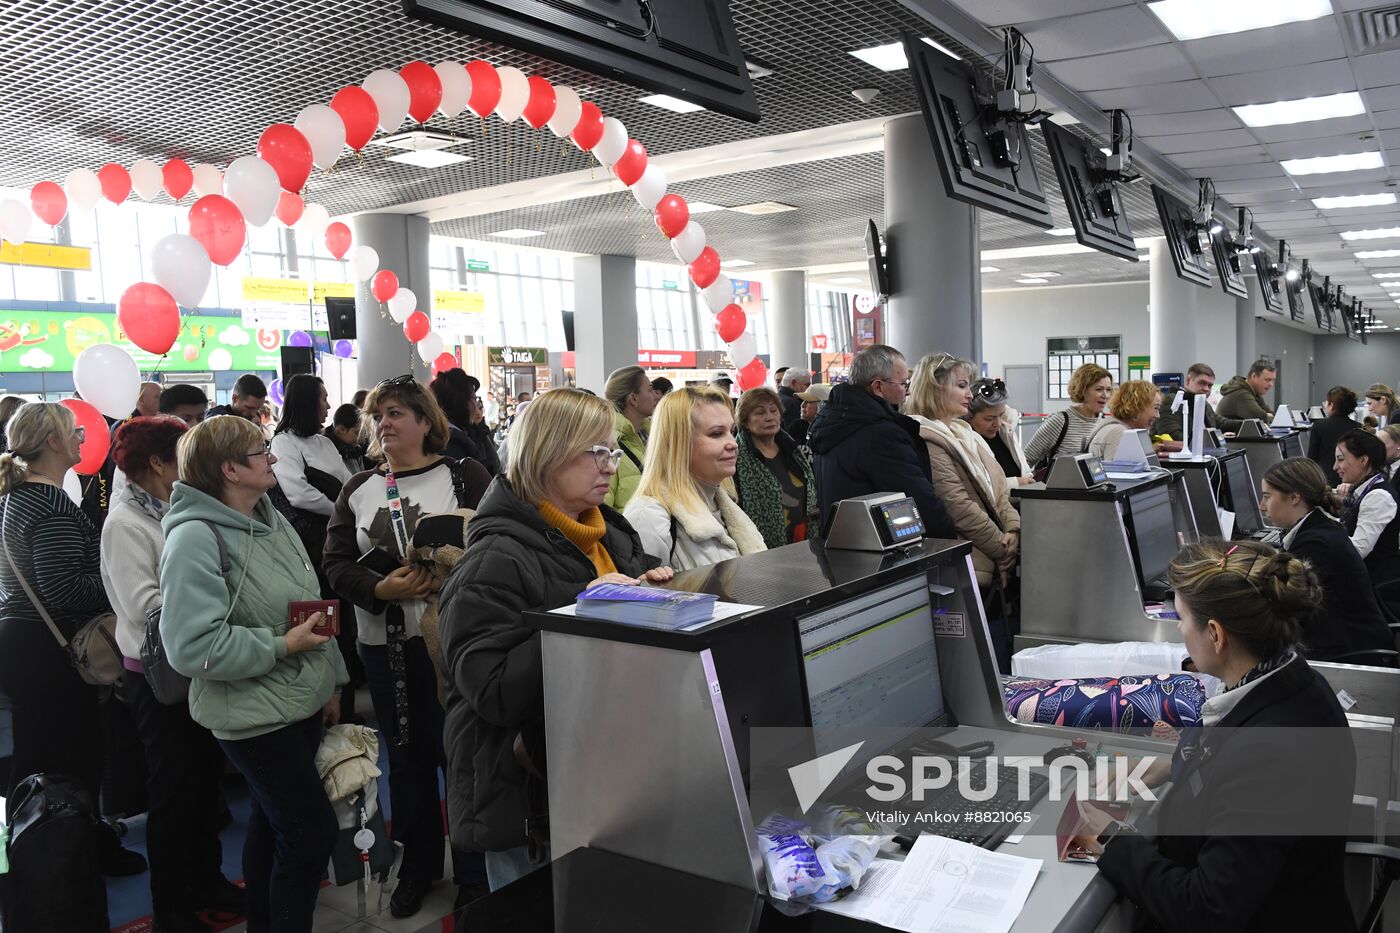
[1152,363,1241,438]
[777,368,810,436]
[806,345,956,538]
[205,373,267,421]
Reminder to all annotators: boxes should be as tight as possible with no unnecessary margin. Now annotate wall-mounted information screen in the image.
[1046,336,1121,402]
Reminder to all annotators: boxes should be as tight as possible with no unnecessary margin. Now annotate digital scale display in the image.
[876,498,925,545]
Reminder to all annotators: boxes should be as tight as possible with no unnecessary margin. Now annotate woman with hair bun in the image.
[1335,428,1400,617]
[1076,539,1355,931]
[1260,457,1393,662]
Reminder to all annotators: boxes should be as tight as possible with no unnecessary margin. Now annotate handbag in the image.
[1,501,120,687]
[1030,412,1071,483]
[140,519,233,705]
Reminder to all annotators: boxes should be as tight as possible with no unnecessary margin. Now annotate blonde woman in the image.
[1023,363,1113,469]
[439,388,670,890]
[602,364,660,511]
[1085,380,1162,461]
[624,386,767,571]
[907,354,1020,670]
[1365,383,1399,428]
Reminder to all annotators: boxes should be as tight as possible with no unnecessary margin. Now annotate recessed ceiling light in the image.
[377,130,459,152]
[730,201,797,215]
[490,228,545,239]
[1022,271,1062,278]
[1147,0,1333,41]
[920,37,962,60]
[1340,227,1400,241]
[720,259,755,268]
[1374,272,1400,278]
[686,202,728,215]
[1016,278,1050,284]
[848,37,962,72]
[1046,228,1076,236]
[1312,193,1398,210]
[1356,249,1400,258]
[983,243,1097,260]
[980,266,1001,272]
[638,94,706,114]
[1281,152,1384,176]
[387,149,472,168]
[1233,92,1364,128]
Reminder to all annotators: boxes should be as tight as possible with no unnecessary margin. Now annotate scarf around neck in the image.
[537,500,618,577]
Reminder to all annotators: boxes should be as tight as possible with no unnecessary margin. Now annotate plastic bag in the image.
[756,812,888,904]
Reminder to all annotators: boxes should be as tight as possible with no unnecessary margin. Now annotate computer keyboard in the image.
[891,751,1050,850]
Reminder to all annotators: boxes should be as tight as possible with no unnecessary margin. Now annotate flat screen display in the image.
[1042,122,1137,261]
[1151,185,1212,288]
[876,496,924,545]
[1126,484,1179,588]
[865,219,890,297]
[1223,457,1263,534]
[1209,226,1249,300]
[1252,248,1283,314]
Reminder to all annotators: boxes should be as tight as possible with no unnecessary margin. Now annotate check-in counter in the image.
[1226,423,1304,487]
[1162,447,1265,539]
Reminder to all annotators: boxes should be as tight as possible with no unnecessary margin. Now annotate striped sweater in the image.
[0,481,110,640]
[1023,407,1103,466]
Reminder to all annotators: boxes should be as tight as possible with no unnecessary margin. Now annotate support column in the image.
[1235,294,1257,376]
[573,254,638,392]
[769,270,808,374]
[353,214,433,386]
[1148,237,1199,377]
[883,114,981,362]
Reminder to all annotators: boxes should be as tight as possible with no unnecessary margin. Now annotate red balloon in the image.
[330,86,379,152]
[275,191,304,227]
[98,163,131,204]
[117,282,180,354]
[400,61,443,125]
[736,358,768,393]
[403,311,431,343]
[654,194,689,239]
[522,77,557,129]
[30,181,67,226]
[466,61,502,117]
[257,124,314,193]
[162,159,193,200]
[715,304,747,344]
[432,351,459,376]
[60,399,111,476]
[689,247,720,290]
[612,140,648,187]
[371,269,399,303]
[188,195,246,266]
[571,101,604,151]
[325,222,352,260]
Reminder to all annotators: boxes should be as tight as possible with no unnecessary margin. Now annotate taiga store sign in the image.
[489,346,548,365]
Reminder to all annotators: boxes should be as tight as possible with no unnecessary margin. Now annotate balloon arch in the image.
[0,59,768,473]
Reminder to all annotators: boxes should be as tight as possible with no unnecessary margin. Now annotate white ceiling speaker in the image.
[851,88,881,104]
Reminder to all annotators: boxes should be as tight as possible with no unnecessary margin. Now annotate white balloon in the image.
[0,199,31,246]
[494,66,529,123]
[192,163,223,197]
[388,288,417,324]
[223,156,280,227]
[593,117,628,166]
[64,167,102,213]
[727,331,758,369]
[62,469,82,507]
[363,69,410,133]
[294,104,347,171]
[350,245,380,282]
[630,164,668,211]
[130,159,163,202]
[703,275,733,313]
[208,347,233,371]
[435,61,470,118]
[151,234,212,308]
[417,332,444,363]
[547,86,582,137]
[73,343,140,419]
[298,203,331,241]
[670,221,706,265]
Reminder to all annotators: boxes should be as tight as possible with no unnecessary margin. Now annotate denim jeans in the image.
[485,844,551,892]
[218,715,338,933]
[360,637,486,885]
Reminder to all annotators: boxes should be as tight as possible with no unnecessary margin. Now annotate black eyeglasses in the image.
[376,374,417,389]
[975,378,1007,400]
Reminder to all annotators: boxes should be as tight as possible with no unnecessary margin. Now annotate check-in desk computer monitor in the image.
[1222,456,1265,535]
[1124,483,1179,599]
[799,575,945,756]
[1282,433,1304,459]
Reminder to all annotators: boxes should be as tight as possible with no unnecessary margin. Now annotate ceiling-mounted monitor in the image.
[1041,122,1137,261]
[402,0,760,122]
[903,32,1053,229]
[1209,225,1249,299]
[1277,241,1306,323]
[1251,247,1283,314]
[1151,185,1212,288]
[865,220,890,298]
[1307,278,1332,332]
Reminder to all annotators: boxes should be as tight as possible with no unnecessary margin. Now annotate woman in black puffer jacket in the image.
[438,388,668,892]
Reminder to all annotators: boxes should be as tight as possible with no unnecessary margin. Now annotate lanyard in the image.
[382,467,412,747]
[383,468,411,557]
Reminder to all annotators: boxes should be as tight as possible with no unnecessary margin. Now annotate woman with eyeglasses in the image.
[322,375,492,918]
[624,386,767,572]
[438,388,671,891]
[0,402,148,886]
[1023,363,1112,473]
[159,415,348,931]
[907,355,1021,671]
[963,378,1034,488]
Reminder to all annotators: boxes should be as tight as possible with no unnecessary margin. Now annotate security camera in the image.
[852,88,881,104]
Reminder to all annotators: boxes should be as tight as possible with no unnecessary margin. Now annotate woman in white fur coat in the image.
[624,386,767,572]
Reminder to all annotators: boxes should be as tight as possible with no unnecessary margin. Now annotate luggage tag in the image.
[0,822,8,874]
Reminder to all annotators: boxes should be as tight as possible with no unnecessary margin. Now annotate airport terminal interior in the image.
[1,0,1400,931]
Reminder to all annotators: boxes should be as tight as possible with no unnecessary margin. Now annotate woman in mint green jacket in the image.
[160,414,347,933]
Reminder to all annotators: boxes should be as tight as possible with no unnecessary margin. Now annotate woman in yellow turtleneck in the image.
[438,388,672,892]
